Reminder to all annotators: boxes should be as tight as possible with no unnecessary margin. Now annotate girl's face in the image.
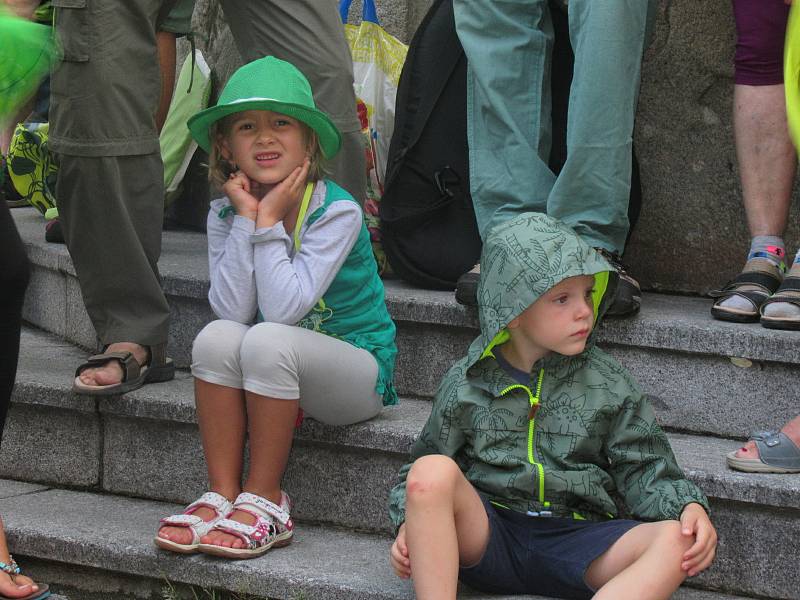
[220,110,309,187]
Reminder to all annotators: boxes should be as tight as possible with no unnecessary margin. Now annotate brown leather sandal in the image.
[72,343,174,396]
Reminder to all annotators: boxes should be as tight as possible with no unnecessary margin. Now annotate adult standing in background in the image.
[50,0,179,394]
[219,0,366,205]
[452,0,656,316]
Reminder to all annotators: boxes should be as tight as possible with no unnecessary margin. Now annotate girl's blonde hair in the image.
[207,113,326,189]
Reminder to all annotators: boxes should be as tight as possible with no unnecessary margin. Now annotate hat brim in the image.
[187,98,342,159]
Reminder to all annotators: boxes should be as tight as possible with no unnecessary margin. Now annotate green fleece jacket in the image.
[388,213,709,526]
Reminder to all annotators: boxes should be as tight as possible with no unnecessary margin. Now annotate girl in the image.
[154,56,397,559]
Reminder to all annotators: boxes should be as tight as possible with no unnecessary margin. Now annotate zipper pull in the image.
[528,403,540,421]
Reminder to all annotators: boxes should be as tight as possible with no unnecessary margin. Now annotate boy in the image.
[388,214,716,600]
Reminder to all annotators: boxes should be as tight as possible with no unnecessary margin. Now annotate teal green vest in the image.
[295,180,398,406]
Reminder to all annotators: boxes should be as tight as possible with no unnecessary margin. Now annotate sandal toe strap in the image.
[75,351,140,381]
[186,491,233,517]
[710,270,782,298]
[234,492,291,526]
[754,433,800,469]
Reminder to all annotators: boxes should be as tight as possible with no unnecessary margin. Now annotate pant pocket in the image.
[52,0,90,62]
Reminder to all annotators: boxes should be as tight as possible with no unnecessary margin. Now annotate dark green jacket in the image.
[389,214,708,526]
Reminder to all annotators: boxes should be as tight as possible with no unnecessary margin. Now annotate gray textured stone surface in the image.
[8,327,800,521]
[0,479,49,498]
[0,488,763,600]
[0,404,99,487]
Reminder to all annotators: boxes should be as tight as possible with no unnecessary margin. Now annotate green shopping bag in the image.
[160,48,212,206]
[0,6,58,120]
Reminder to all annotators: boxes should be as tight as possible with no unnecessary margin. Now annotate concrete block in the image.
[64,275,95,351]
[0,404,100,487]
[22,264,66,339]
[0,489,778,600]
[0,479,49,499]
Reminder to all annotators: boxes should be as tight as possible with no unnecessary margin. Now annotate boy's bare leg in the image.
[200,393,299,549]
[403,455,491,600]
[157,379,247,545]
[585,521,691,600]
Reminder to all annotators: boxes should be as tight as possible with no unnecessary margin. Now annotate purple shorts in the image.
[733,0,790,86]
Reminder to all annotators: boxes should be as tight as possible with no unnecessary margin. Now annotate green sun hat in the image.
[188,56,342,159]
[0,7,59,120]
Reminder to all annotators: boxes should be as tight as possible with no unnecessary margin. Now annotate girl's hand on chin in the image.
[223,170,260,221]
[257,159,311,228]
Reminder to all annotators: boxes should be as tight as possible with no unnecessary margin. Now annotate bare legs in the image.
[393,456,490,600]
[735,84,795,238]
[157,379,298,548]
[393,456,701,600]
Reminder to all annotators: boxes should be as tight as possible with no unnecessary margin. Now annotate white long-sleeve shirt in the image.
[206,180,362,324]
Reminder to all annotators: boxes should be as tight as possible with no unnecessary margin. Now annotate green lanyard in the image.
[293,182,315,252]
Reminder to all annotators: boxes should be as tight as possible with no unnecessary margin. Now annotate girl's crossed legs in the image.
[158,320,382,549]
[393,455,698,600]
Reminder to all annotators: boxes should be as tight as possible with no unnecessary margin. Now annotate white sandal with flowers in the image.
[154,491,234,554]
[197,491,294,559]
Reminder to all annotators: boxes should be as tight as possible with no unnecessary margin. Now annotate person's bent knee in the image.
[191,320,249,374]
[406,455,462,504]
[239,322,298,371]
[653,521,692,575]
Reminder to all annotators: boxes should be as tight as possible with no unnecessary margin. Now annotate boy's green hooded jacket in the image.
[388,213,708,527]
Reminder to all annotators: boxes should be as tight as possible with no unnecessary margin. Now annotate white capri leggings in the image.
[191,320,383,426]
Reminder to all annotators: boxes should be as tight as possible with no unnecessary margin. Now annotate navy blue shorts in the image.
[458,496,640,599]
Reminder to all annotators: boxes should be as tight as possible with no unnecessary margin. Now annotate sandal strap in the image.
[160,513,205,527]
[233,491,291,526]
[0,556,20,575]
[709,270,782,298]
[761,294,800,312]
[754,432,800,469]
[185,491,233,516]
[774,276,800,293]
[76,351,140,381]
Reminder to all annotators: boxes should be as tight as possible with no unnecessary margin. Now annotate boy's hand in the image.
[390,523,412,579]
[222,170,259,221]
[256,159,310,229]
[680,503,717,576]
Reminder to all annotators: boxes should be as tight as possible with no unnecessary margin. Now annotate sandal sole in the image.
[759,317,800,331]
[197,533,293,560]
[153,536,199,554]
[0,584,50,600]
[726,451,800,473]
[710,306,759,323]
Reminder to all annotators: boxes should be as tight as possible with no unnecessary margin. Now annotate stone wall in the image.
[182,0,800,294]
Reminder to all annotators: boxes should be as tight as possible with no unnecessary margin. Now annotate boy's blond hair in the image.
[207,113,326,189]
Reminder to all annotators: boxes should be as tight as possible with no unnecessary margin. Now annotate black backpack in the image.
[379,0,642,290]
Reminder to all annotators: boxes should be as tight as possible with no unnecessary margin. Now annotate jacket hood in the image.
[469,213,614,365]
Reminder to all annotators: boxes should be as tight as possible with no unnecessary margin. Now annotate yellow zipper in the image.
[499,367,548,506]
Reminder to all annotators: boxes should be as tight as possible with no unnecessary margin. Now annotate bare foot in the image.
[733,414,800,459]
[0,571,40,599]
[199,508,257,549]
[157,506,218,546]
[77,342,149,387]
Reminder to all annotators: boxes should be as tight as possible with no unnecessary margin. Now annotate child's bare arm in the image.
[679,503,717,577]
[390,523,412,579]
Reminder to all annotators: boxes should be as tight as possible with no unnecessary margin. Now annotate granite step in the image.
[0,482,763,600]
[3,328,799,598]
[13,208,800,440]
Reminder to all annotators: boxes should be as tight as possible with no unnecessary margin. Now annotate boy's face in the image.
[508,274,595,360]
[220,109,309,186]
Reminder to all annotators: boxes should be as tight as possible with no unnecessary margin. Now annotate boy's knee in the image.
[654,521,692,565]
[406,455,461,502]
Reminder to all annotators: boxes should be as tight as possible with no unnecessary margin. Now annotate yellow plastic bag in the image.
[340,0,408,274]
[785,2,800,148]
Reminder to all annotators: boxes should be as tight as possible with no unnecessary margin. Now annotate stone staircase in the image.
[2,207,798,599]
